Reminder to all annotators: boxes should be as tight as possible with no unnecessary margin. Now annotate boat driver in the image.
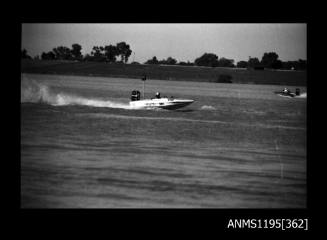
[155,92,161,99]
[283,88,290,94]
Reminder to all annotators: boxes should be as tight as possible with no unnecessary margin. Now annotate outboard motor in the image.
[131,90,141,101]
[295,88,300,96]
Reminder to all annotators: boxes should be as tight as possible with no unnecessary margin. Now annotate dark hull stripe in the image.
[158,102,193,110]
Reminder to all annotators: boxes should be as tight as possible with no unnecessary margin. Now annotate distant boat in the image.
[129,76,194,110]
[274,88,301,98]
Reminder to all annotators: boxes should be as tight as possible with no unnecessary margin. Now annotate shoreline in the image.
[21,59,307,86]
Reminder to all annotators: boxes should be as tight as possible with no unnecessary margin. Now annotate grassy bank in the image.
[21,59,307,86]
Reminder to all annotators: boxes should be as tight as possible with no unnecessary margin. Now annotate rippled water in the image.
[21,74,306,208]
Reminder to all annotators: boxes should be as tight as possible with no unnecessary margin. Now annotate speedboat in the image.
[129,77,194,110]
[130,92,194,110]
[274,88,300,98]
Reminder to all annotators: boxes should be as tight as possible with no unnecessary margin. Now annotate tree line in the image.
[235,52,307,70]
[21,43,306,70]
[22,42,132,63]
[145,52,306,70]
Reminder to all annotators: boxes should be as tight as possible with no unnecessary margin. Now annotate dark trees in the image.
[218,57,235,67]
[281,59,307,70]
[145,56,159,64]
[21,49,32,59]
[261,52,281,69]
[71,43,83,61]
[178,61,194,66]
[104,45,119,62]
[158,57,177,65]
[85,42,132,63]
[194,53,219,67]
[41,51,56,60]
[52,46,72,60]
[116,42,132,63]
[90,46,106,62]
[247,57,261,68]
[236,60,248,68]
[40,44,83,61]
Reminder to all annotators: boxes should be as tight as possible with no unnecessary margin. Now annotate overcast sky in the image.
[22,23,306,63]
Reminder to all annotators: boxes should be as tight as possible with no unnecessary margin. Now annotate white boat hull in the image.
[130,98,194,110]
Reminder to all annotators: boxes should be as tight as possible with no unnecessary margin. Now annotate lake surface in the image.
[21,74,306,208]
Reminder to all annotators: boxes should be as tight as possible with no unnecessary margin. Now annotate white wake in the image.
[200,105,216,110]
[21,78,134,109]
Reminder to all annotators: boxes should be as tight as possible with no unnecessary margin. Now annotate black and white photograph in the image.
[21,23,307,209]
